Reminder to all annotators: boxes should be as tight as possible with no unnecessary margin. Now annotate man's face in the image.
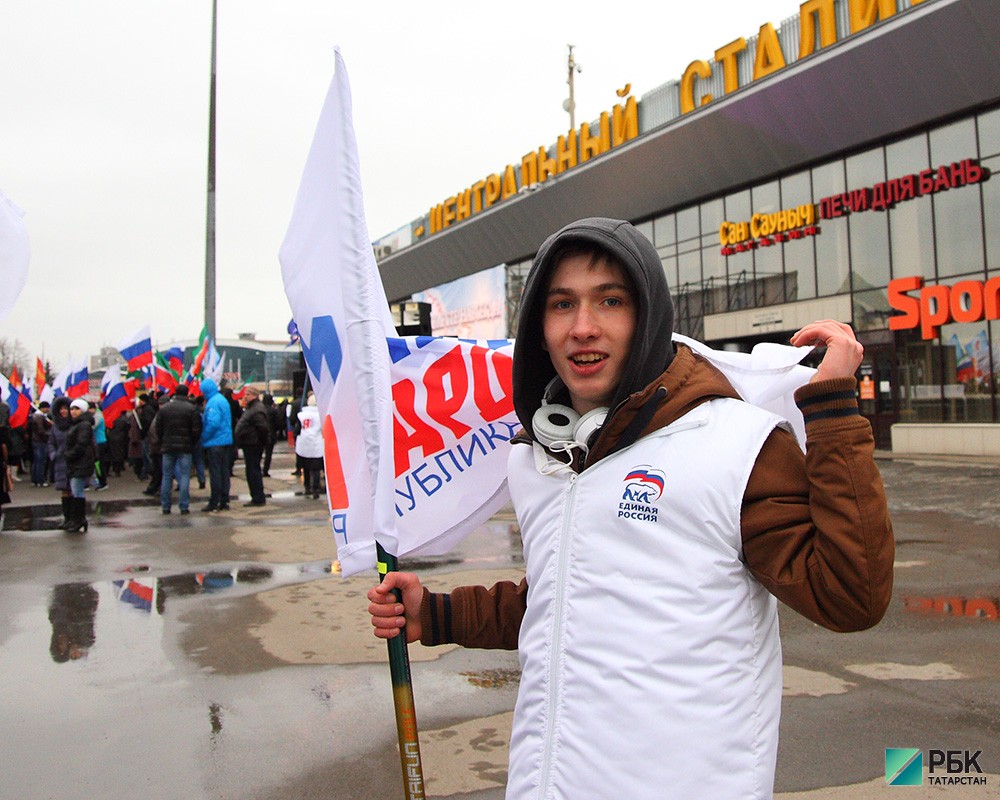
[542,253,637,415]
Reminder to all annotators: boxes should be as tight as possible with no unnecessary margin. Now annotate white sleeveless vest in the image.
[506,398,786,800]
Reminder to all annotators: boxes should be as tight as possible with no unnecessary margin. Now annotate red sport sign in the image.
[888,276,1000,340]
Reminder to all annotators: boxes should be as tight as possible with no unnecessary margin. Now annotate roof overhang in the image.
[378,0,1000,300]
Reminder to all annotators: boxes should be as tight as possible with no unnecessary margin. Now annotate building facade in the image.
[375,0,1000,456]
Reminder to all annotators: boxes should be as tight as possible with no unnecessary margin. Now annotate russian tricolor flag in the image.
[0,372,31,428]
[117,325,153,373]
[100,366,132,429]
[67,359,89,399]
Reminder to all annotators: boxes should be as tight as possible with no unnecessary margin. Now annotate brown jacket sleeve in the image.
[419,579,527,649]
[741,377,894,632]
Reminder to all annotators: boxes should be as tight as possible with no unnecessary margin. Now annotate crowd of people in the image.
[0,379,326,532]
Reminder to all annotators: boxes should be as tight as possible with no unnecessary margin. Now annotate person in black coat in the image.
[233,387,270,506]
[63,398,95,533]
[152,385,202,514]
[136,393,157,480]
[1,419,11,530]
[48,397,74,527]
[222,386,241,477]
[107,411,129,476]
[261,393,284,478]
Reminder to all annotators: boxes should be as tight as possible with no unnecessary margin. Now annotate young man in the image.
[368,218,894,800]
[153,385,202,515]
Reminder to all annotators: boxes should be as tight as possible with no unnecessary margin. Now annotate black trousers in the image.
[262,440,276,475]
[242,446,265,504]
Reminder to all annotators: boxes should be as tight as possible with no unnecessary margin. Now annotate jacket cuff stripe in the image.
[803,407,859,423]
[797,389,858,408]
[428,593,441,644]
[442,594,453,642]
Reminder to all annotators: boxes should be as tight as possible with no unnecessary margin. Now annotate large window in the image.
[886,134,935,280]
[724,189,754,298]
[653,214,678,299]
[979,106,1000,157]
[780,170,816,301]
[930,118,985,278]
[751,181,782,301]
[812,162,851,296]
[982,152,1000,269]
[653,213,676,247]
[701,198,726,285]
[846,149,890,290]
[676,206,700,244]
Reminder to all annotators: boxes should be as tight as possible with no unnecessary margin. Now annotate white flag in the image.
[278,51,817,577]
[279,48,398,576]
[0,189,30,323]
[280,51,521,577]
[51,359,73,398]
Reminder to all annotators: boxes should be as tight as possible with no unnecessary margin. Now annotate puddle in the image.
[17,560,336,667]
[904,594,998,620]
[1,498,159,531]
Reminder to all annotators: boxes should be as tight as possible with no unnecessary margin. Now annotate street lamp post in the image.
[204,0,218,343]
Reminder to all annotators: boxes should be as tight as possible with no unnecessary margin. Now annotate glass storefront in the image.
[636,106,1000,429]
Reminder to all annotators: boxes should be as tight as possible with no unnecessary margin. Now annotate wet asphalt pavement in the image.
[0,447,997,799]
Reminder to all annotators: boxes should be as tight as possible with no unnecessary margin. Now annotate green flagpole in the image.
[376,541,426,800]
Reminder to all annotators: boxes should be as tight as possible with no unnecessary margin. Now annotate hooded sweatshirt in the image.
[512,217,675,442]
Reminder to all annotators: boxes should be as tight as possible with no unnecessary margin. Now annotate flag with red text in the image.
[280,50,517,576]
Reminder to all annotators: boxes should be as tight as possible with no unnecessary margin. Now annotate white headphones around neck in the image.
[532,377,608,453]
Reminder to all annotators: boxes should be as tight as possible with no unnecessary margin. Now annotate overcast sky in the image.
[0,0,802,371]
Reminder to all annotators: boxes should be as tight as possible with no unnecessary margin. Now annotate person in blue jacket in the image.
[199,379,233,512]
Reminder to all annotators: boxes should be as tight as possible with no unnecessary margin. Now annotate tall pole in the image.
[567,44,578,131]
[204,0,218,342]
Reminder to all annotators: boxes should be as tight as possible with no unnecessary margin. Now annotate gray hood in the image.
[512,217,675,439]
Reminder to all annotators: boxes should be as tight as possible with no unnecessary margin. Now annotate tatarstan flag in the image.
[190,327,210,377]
